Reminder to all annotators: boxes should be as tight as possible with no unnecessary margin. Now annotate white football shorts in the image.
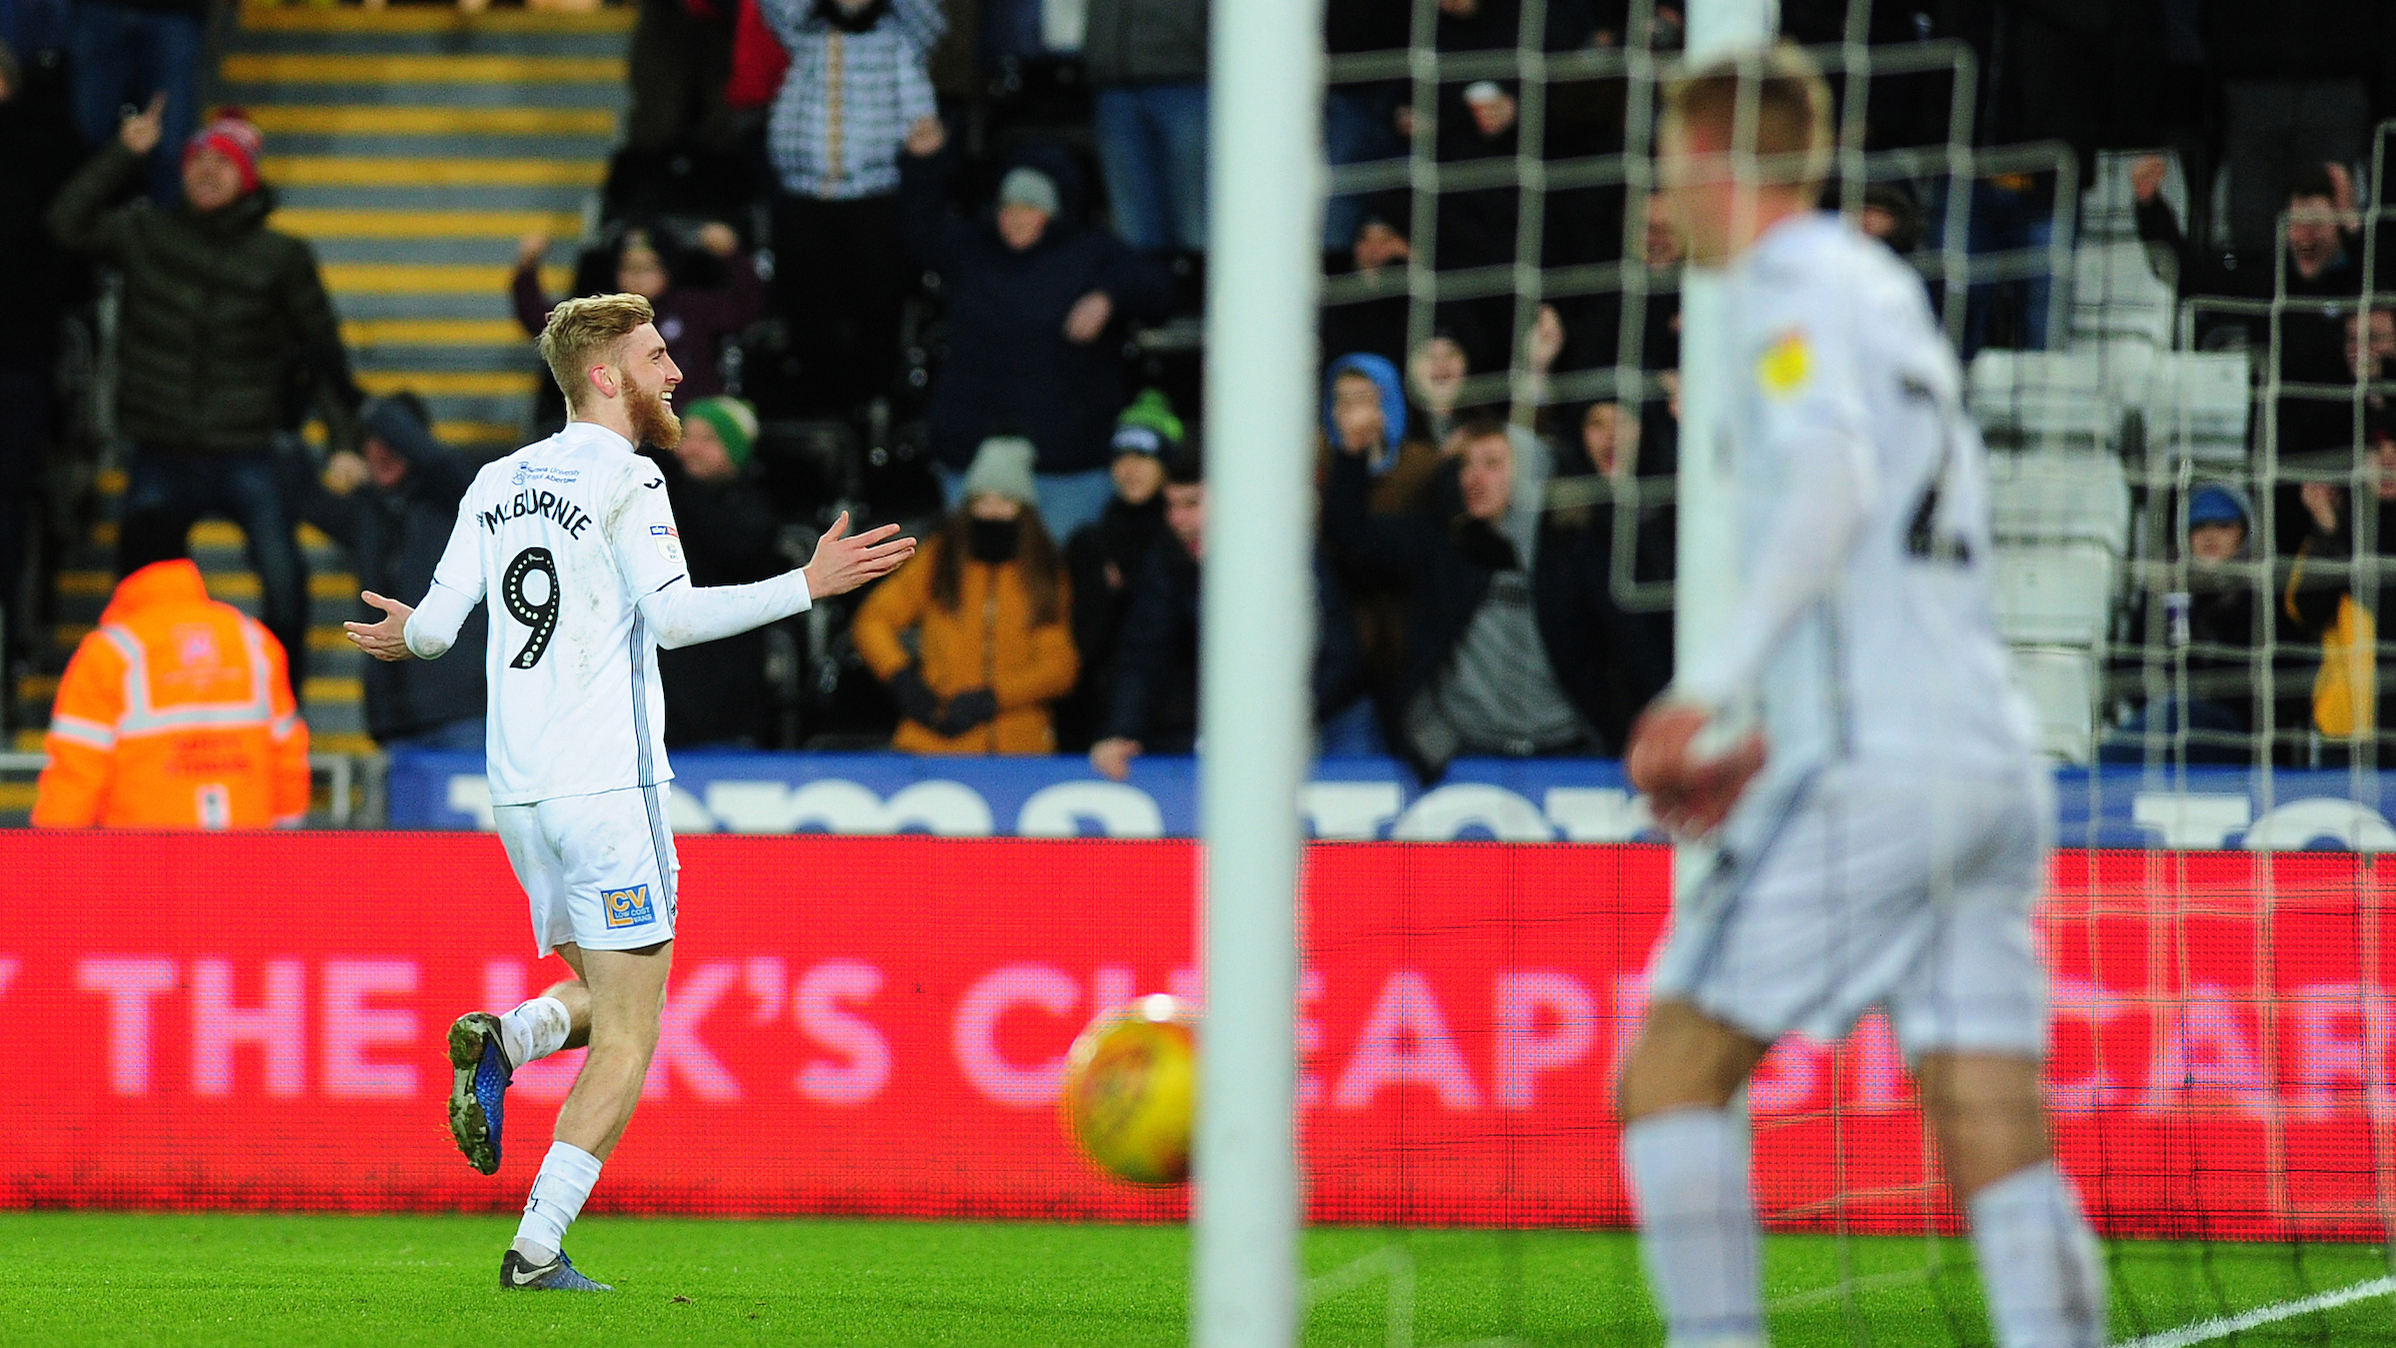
[1646,760,2053,1060]
[493,783,680,957]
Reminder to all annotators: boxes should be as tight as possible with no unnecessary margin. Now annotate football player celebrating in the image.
[1616,47,2104,1348]
[346,294,913,1291]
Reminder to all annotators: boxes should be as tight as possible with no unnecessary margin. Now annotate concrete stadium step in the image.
[278,183,597,213]
[237,5,633,37]
[247,104,618,134]
[272,208,589,240]
[263,156,605,188]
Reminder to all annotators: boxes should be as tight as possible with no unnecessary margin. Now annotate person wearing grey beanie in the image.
[899,127,1177,538]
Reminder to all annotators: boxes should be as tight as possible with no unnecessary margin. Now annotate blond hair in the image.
[536,292,656,410]
[1662,44,1834,201]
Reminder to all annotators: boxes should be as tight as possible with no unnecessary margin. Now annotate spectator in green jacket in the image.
[48,97,362,694]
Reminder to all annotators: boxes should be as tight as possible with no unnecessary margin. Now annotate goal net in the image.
[1306,0,2396,1342]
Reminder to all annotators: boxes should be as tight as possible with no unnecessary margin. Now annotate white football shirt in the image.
[410,422,691,806]
[1678,212,2037,781]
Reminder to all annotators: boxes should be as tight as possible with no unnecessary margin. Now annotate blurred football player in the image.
[1616,46,2102,1348]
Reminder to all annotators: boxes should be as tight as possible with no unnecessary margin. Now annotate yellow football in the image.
[1060,994,1196,1186]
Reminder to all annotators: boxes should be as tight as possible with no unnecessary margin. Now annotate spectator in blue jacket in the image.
[760,0,942,412]
[900,118,1176,540]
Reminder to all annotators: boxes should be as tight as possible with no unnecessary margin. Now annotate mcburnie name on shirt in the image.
[477,487,594,539]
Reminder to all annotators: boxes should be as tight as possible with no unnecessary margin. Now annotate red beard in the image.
[626,380,682,450]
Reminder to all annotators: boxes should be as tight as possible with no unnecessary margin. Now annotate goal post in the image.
[1190,0,1324,1341]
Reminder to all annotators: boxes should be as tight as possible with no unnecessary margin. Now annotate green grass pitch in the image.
[0,1213,2384,1346]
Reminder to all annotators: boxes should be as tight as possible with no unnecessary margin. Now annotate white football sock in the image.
[1623,1107,1766,1348]
[498,996,571,1068]
[1969,1161,2106,1348]
[512,1140,604,1263]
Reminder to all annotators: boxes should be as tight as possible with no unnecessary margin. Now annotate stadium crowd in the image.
[4,0,2396,782]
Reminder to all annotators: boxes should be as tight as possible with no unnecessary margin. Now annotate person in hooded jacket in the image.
[2103,481,2271,764]
[899,117,1177,541]
[1324,412,1646,780]
[298,394,489,751]
[48,100,362,697]
[852,436,1081,754]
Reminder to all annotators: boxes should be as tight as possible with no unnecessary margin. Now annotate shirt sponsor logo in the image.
[512,463,581,486]
[478,488,594,538]
[1757,329,1811,398]
[603,884,657,929]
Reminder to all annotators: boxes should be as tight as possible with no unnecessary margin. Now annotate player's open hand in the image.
[1626,699,1766,840]
[802,511,916,598]
[345,591,416,663]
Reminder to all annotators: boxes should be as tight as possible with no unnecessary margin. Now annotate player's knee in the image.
[1617,1002,1758,1122]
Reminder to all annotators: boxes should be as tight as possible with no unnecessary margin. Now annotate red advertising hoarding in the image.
[6,834,2388,1239]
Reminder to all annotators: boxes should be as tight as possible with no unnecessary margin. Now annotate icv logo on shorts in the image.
[602,884,656,929]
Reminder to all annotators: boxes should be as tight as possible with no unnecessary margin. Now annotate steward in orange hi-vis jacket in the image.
[34,528,309,828]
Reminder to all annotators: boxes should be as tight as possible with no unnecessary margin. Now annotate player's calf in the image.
[1920,1053,2106,1348]
[1618,1001,1774,1348]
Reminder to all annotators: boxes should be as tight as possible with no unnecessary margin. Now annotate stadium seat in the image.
[2069,241,2174,346]
[1992,540,2116,648]
[2144,349,2254,463]
[1985,452,2131,554]
[1968,349,2124,445]
[2009,644,2098,763]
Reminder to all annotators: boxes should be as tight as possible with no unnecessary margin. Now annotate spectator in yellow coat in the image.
[853,436,1079,753]
[34,512,309,828]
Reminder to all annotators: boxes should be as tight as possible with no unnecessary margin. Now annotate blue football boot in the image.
[447,1012,511,1175]
[500,1249,613,1292]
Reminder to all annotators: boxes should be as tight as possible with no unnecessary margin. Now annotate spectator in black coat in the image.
[300,396,488,750]
[899,118,1177,541]
[1089,448,1206,779]
[647,396,788,748]
[1324,414,1663,780]
[1088,443,1371,778]
[1060,389,1179,750]
[2134,157,2370,479]
[0,39,83,663]
[1319,195,1413,377]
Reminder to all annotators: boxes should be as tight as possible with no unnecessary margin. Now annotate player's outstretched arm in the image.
[801,511,917,599]
[636,513,916,651]
[345,591,417,663]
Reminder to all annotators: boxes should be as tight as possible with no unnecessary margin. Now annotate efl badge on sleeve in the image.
[1757,330,1811,399]
[650,524,683,564]
[603,884,656,929]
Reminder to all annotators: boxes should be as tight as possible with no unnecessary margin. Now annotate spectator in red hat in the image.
[48,95,363,697]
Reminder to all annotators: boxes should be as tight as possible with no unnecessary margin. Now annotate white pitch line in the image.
[2119,1274,2396,1348]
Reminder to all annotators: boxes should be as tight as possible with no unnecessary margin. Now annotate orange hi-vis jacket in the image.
[33,559,310,829]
